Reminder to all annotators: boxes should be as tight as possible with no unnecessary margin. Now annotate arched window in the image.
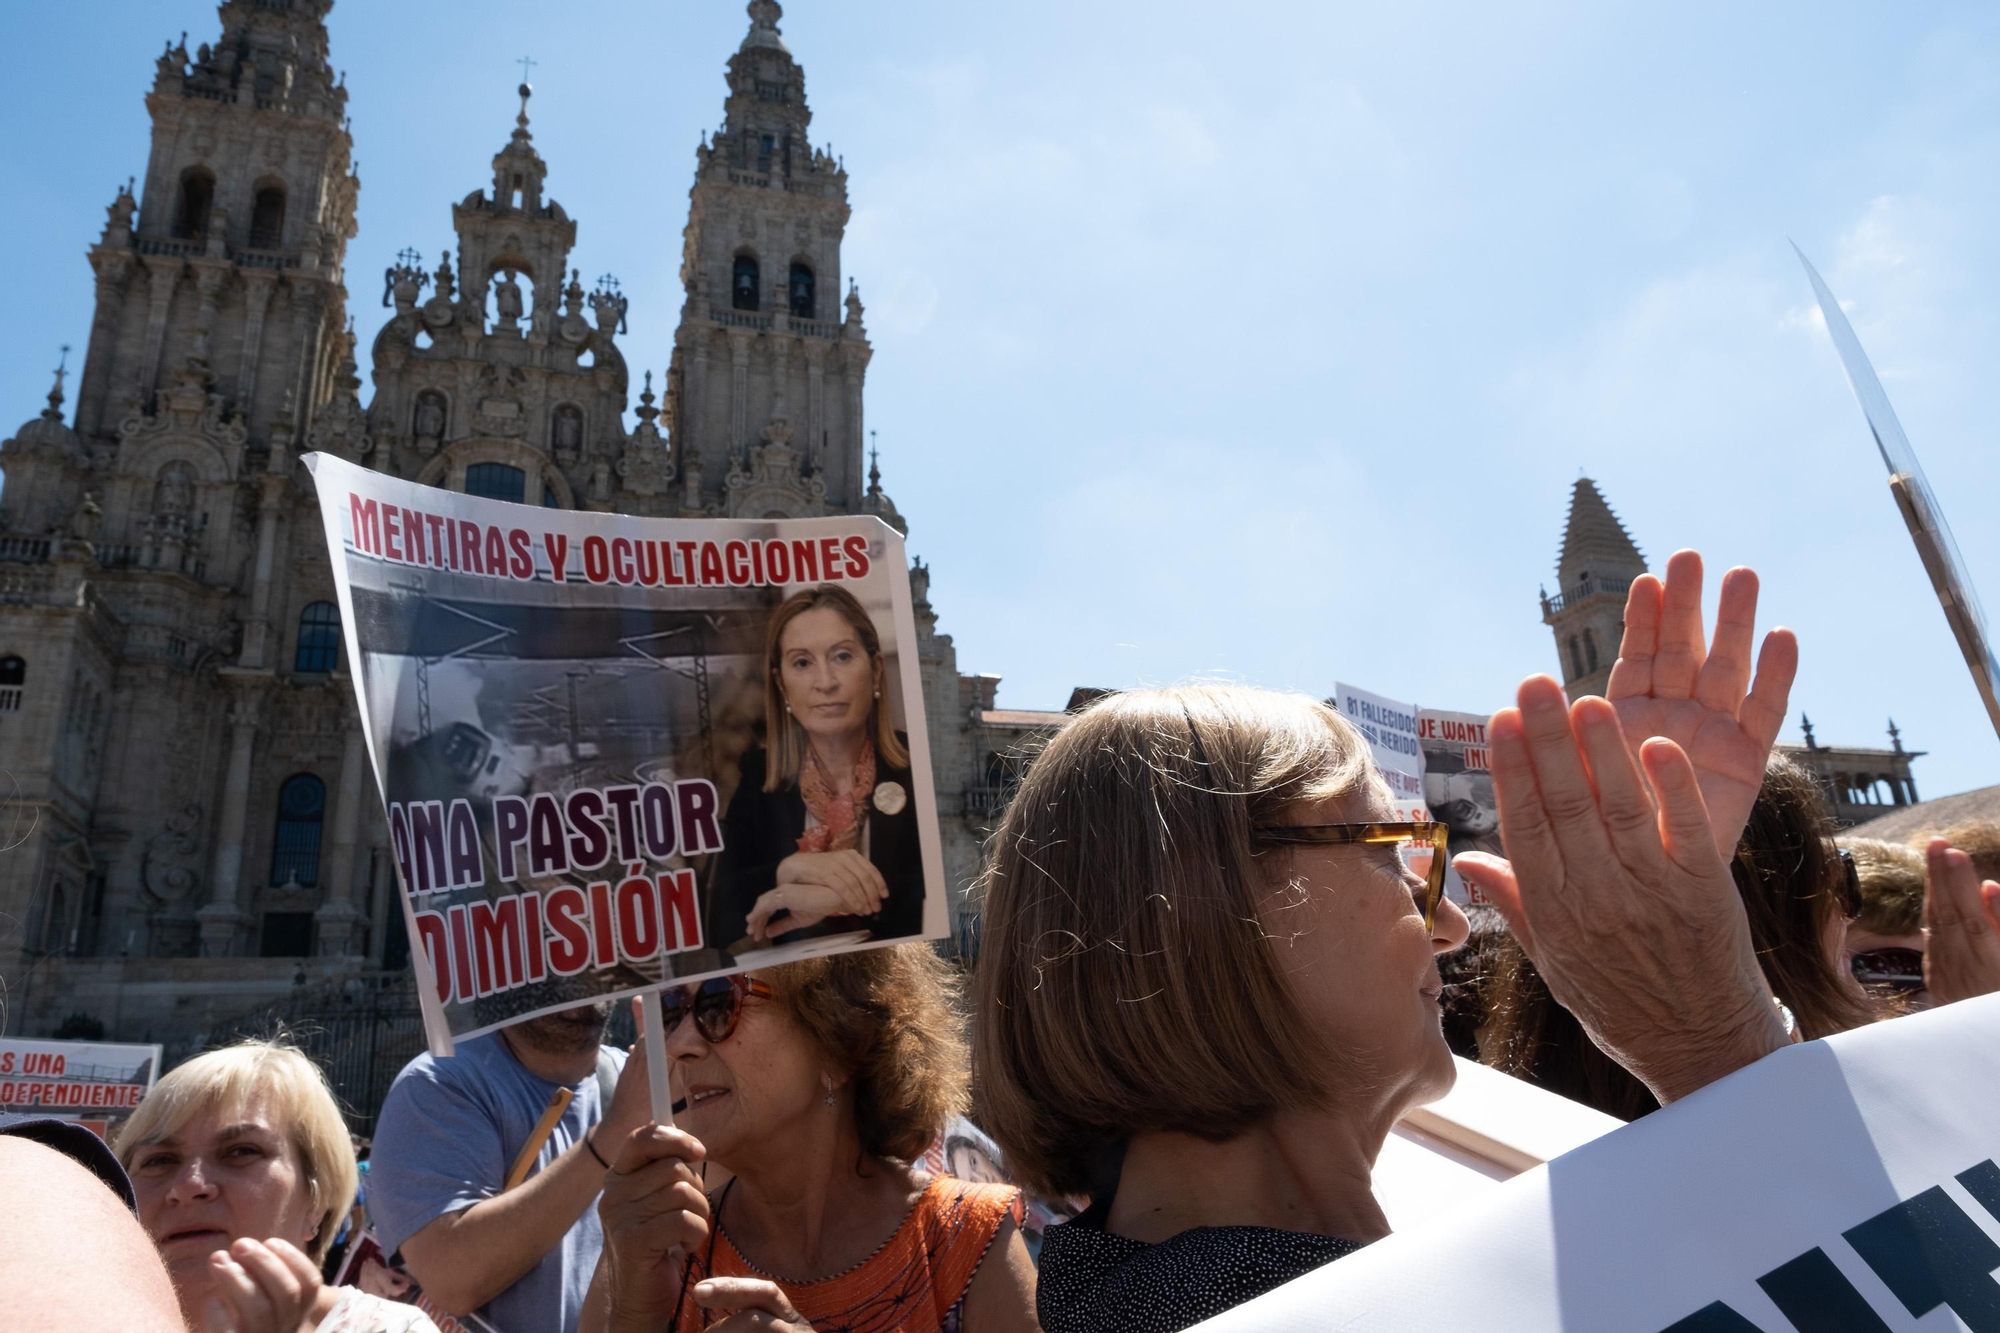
[464,462,526,504]
[248,184,286,249]
[269,774,326,887]
[732,254,761,312]
[788,262,816,319]
[294,601,341,673]
[0,655,23,712]
[1583,627,1600,673]
[1568,636,1585,680]
[543,482,561,508]
[174,168,214,241]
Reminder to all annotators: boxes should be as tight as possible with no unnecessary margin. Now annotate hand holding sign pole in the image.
[1794,243,2000,742]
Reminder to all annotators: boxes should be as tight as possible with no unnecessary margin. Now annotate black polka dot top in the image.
[1036,1198,1361,1333]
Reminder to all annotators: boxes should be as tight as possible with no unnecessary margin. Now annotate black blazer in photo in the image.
[707,739,924,951]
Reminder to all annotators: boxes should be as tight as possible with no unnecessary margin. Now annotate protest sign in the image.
[1192,992,2000,1332]
[1417,707,1498,905]
[0,1036,162,1137]
[334,1229,500,1333]
[1376,1055,1622,1230]
[1333,683,1429,821]
[304,454,946,1055]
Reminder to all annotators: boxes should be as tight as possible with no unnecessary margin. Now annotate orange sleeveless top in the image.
[672,1176,1023,1333]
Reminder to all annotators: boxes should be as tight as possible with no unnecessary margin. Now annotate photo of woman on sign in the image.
[710,584,923,954]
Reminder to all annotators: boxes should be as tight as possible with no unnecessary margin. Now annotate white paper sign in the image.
[0,1036,162,1130]
[1194,993,2000,1332]
[1333,683,1428,821]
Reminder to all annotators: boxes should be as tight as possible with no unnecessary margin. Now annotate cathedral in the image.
[0,0,1060,1068]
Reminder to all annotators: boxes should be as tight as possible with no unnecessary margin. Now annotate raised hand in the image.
[1606,551,1797,859]
[198,1237,322,1333]
[1455,677,1791,1104]
[1922,839,2000,1006]
[597,1124,712,1333]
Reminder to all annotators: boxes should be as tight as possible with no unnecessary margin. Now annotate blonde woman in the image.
[710,584,923,952]
[118,1039,438,1333]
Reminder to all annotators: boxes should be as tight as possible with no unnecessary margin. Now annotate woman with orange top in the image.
[583,946,1036,1333]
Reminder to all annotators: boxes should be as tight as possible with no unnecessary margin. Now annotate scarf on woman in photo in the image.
[796,738,876,853]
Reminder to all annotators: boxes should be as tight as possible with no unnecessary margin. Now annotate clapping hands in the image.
[1606,551,1797,859]
[1922,839,2000,1007]
[1454,549,1801,1102]
[197,1237,323,1333]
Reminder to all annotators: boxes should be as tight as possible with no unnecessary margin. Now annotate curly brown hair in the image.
[765,944,968,1163]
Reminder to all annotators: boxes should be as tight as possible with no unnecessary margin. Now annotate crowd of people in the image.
[7,548,2000,1333]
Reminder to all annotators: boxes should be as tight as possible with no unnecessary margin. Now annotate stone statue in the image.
[554,407,581,454]
[414,392,445,439]
[153,462,196,517]
[494,269,524,323]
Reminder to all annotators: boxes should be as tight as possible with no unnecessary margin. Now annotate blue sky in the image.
[5,1,1998,798]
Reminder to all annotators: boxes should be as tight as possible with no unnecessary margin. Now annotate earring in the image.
[821,1072,837,1109]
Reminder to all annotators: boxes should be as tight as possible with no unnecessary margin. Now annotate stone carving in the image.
[471,364,528,436]
[413,390,446,443]
[724,407,826,518]
[140,802,204,906]
[552,404,583,461]
[153,462,196,517]
[559,269,589,344]
[616,371,677,500]
[307,341,374,461]
[118,357,247,466]
[494,268,524,324]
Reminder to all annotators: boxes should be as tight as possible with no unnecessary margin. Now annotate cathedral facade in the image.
[0,0,1055,1057]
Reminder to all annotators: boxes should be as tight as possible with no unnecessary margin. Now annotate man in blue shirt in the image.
[368,1001,649,1333]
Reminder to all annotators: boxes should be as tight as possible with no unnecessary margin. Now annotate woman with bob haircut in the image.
[710,583,924,953]
[118,1037,439,1333]
[978,617,1804,1333]
[585,946,1038,1332]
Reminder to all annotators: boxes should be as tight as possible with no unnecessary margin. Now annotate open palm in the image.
[1605,551,1798,860]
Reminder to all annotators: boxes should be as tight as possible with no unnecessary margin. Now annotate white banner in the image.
[1194,993,2000,1332]
[0,1037,162,1132]
[1332,683,1428,821]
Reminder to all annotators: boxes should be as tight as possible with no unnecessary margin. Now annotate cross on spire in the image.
[517,54,537,84]
[44,344,70,418]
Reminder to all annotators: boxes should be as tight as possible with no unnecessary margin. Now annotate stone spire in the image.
[1542,478,1647,701]
[1554,476,1645,592]
[666,0,867,514]
[860,429,905,534]
[744,0,788,52]
[490,79,549,213]
[44,347,69,421]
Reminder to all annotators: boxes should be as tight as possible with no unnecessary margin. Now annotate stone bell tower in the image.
[1540,477,1647,699]
[366,81,645,513]
[666,0,874,518]
[0,0,363,990]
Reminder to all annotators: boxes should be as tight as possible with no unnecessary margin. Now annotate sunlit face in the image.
[1258,785,1471,1120]
[777,606,878,744]
[129,1094,320,1312]
[666,972,826,1168]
